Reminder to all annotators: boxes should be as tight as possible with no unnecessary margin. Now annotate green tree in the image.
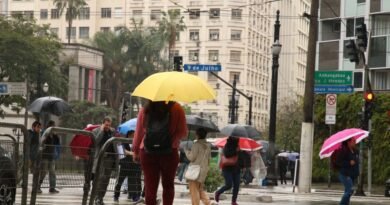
[60,101,117,129]
[276,99,303,151]
[53,0,87,44]
[0,16,66,110]
[158,9,186,68]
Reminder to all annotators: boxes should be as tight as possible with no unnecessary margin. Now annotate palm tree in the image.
[158,9,186,70]
[53,0,87,44]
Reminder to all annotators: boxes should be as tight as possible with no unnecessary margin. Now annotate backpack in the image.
[144,112,172,154]
[331,147,343,171]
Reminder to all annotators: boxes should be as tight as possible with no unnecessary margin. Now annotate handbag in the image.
[185,146,209,181]
[221,155,238,167]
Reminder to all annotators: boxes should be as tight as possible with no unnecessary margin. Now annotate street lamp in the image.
[43,82,49,93]
[266,10,282,186]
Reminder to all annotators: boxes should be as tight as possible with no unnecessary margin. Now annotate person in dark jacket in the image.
[38,120,60,194]
[114,130,142,202]
[29,121,41,173]
[338,138,359,205]
[278,156,288,185]
[215,136,240,205]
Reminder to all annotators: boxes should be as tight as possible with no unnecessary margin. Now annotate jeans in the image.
[39,160,56,189]
[95,157,115,201]
[177,162,188,182]
[216,169,241,202]
[140,149,179,205]
[114,162,142,198]
[339,173,354,205]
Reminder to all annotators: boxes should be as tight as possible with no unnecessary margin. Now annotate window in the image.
[79,7,90,20]
[50,28,59,36]
[231,30,242,40]
[11,11,23,18]
[209,8,220,19]
[346,17,364,37]
[101,8,111,18]
[208,50,219,61]
[51,9,59,19]
[189,9,200,19]
[368,37,386,68]
[114,26,125,31]
[175,32,180,41]
[79,27,89,39]
[229,72,240,83]
[114,7,123,18]
[189,50,199,61]
[100,27,110,32]
[318,41,339,70]
[150,10,161,20]
[232,9,242,20]
[40,9,48,19]
[357,0,365,3]
[133,10,142,20]
[24,11,34,20]
[230,51,241,62]
[209,29,219,40]
[189,30,199,41]
[66,27,76,39]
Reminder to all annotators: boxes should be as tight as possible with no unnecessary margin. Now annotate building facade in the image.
[272,0,310,104]
[317,0,390,91]
[4,0,276,131]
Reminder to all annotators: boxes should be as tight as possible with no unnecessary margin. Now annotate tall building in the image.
[317,0,390,91]
[4,0,274,131]
[272,0,310,104]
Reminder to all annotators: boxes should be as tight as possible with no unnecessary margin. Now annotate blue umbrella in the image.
[118,118,137,135]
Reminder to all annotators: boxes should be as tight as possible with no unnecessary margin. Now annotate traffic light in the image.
[356,23,368,50]
[345,39,359,63]
[173,56,183,71]
[362,90,375,130]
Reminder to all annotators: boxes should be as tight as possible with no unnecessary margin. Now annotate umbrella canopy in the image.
[277,151,299,161]
[185,115,219,132]
[319,128,369,159]
[132,71,216,103]
[117,118,137,136]
[70,124,99,159]
[220,124,261,139]
[214,137,262,151]
[28,96,72,116]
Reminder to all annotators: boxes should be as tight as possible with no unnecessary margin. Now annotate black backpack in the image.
[331,147,343,171]
[144,112,172,154]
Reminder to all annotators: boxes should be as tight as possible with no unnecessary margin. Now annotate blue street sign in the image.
[0,83,8,95]
[183,64,222,72]
[314,85,354,94]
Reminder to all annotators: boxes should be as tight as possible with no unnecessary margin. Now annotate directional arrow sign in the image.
[314,85,354,94]
[184,64,222,72]
[315,71,353,85]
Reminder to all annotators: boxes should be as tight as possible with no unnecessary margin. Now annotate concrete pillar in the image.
[68,65,80,101]
[298,122,314,193]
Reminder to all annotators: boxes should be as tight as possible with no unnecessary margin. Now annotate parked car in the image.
[0,145,16,205]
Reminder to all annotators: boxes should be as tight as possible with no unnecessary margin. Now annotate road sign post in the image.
[325,94,337,125]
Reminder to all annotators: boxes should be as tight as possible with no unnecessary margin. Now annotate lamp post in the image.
[266,10,281,186]
[229,76,237,124]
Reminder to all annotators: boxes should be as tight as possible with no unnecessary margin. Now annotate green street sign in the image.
[314,71,353,85]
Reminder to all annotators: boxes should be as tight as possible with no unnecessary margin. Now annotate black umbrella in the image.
[28,96,72,116]
[220,124,261,139]
[185,115,219,132]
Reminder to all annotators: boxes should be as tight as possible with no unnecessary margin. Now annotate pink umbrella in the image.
[214,137,262,151]
[319,128,369,159]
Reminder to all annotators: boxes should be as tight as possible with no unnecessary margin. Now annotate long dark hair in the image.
[143,100,174,122]
[223,136,239,157]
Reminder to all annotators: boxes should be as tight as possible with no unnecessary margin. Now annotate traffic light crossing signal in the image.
[173,56,183,71]
[345,39,359,63]
[362,91,374,130]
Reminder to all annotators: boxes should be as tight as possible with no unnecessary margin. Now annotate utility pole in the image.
[298,0,319,193]
[230,76,237,124]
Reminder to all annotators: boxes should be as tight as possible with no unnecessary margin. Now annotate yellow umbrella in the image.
[132,71,216,103]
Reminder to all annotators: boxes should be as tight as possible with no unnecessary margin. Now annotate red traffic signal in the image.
[364,92,374,102]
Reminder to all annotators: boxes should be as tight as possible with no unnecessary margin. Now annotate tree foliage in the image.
[59,101,117,129]
[312,93,390,184]
[0,16,66,111]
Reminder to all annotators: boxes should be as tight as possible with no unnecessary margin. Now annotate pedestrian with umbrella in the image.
[319,128,368,205]
[131,71,215,205]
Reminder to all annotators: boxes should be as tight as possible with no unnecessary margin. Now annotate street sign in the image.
[183,64,222,72]
[325,94,337,125]
[314,71,353,85]
[0,82,26,95]
[314,85,354,94]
